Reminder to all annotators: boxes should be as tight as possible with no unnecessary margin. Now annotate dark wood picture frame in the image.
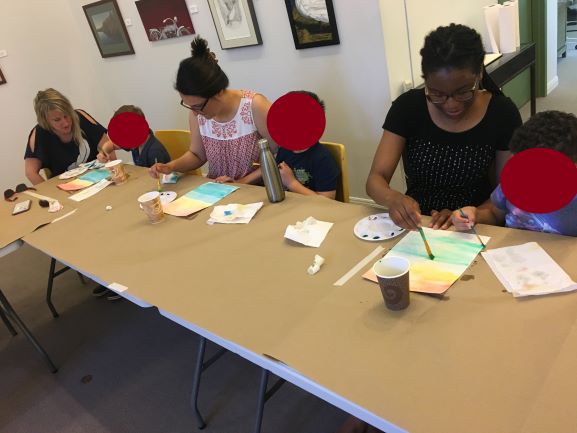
[284,0,340,49]
[0,67,6,86]
[82,0,135,58]
[207,0,262,49]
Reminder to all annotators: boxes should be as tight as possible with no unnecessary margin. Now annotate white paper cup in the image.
[137,191,164,224]
[105,159,127,185]
[373,256,410,310]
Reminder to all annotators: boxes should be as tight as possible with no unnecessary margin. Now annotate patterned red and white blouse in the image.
[197,90,262,180]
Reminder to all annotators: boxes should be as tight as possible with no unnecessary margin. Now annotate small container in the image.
[258,139,285,203]
[105,159,128,185]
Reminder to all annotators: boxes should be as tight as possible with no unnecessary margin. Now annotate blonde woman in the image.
[24,88,114,184]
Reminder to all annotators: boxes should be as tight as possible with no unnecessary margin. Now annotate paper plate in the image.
[354,213,405,241]
[159,191,177,205]
[58,166,88,179]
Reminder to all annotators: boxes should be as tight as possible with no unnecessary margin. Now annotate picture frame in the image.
[135,0,195,42]
[82,0,135,58]
[284,0,340,50]
[0,67,6,86]
[207,0,262,49]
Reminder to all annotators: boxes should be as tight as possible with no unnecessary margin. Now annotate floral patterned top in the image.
[197,90,262,180]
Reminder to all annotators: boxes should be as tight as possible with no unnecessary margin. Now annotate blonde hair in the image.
[34,88,83,146]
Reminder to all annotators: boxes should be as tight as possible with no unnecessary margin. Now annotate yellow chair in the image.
[320,141,349,203]
[154,129,202,176]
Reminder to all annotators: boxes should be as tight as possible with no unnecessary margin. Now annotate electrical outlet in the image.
[189,4,199,13]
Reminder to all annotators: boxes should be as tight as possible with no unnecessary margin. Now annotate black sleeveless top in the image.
[383,89,522,214]
[24,110,106,177]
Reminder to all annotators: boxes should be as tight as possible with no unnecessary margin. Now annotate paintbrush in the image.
[155,158,162,192]
[459,208,486,248]
[418,227,435,260]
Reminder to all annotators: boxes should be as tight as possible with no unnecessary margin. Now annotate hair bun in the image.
[190,36,211,58]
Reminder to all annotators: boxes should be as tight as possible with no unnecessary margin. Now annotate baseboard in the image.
[547,76,559,95]
[349,196,387,210]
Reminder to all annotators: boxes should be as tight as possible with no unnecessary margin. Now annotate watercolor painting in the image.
[57,169,111,191]
[364,228,489,294]
[163,182,238,217]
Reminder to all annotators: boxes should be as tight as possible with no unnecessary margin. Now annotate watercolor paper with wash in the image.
[482,242,577,297]
[57,178,94,191]
[78,169,110,183]
[163,182,239,217]
[363,228,489,294]
[69,179,113,202]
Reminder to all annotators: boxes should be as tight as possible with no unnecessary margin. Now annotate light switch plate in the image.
[189,4,199,13]
[124,18,132,26]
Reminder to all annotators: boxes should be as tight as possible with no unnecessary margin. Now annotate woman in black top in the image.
[24,88,114,185]
[366,24,522,231]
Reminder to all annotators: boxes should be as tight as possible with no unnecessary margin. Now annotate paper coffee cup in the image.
[137,191,165,224]
[105,159,127,185]
[373,256,410,311]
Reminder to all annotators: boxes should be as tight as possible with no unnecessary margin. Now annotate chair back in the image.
[154,129,202,176]
[320,141,349,203]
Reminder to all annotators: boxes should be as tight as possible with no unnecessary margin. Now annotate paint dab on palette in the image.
[354,213,405,242]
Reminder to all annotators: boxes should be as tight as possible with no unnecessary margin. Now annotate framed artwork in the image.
[135,0,194,42]
[207,0,262,49]
[284,0,340,49]
[82,0,135,58]
[0,67,6,86]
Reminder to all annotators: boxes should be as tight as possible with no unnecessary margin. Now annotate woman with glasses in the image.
[366,23,522,231]
[149,36,275,183]
[25,88,114,185]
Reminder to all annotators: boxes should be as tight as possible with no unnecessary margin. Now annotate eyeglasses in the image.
[425,79,479,104]
[4,184,36,202]
[180,98,210,113]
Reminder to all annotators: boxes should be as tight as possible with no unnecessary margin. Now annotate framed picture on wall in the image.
[82,0,135,58]
[0,67,6,86]
[207,0,262,49]
[284,0,340,49]
[135,0,195,42]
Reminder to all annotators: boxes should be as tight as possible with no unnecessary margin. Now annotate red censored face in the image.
[267,92,326,151]
[501,148,577,213]
[107,112,149,149]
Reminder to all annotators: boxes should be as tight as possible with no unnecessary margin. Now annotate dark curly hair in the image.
[175,36,229,97]
[420,23,502,95]
[509,110,577,162]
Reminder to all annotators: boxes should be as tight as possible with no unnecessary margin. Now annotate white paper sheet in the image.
[499,2,517,53]
[207,202,263,224]
[482,242,577,297]
[284,216,333,248]
[68,179,113,202]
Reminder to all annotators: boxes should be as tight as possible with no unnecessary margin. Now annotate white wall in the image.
[546,0,559,94]
[0,0,393,199]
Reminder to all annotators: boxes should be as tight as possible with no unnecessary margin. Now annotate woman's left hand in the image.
[428,209,453,230]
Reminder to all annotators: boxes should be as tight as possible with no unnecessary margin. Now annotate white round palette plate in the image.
[139,191,177,209]
[80,160,105,170]
[354,213,405,241]
[159,191,177,205]
[58,166,88,179]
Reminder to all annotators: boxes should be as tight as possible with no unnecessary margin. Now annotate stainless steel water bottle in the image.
[258,139,285,203]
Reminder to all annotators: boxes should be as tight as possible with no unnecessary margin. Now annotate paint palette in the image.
[58,166,88,179]
[354,213,405,241]
[159,191,177,205]
[80,160,105,170]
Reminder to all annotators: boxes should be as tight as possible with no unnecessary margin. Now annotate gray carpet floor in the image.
[0,244,348,433]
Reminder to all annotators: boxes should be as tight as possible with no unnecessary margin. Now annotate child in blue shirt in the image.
[274,91,340,199]
[97,105,170,168]
[452,110,577,236]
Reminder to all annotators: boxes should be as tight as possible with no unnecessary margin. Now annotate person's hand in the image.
[386,191,422,230]
[429,209,453,230]
[451,206,477,231]
[97,150,110,163]
[149,163,172,179]
[278,162,298,190]
[215,175,234,183]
